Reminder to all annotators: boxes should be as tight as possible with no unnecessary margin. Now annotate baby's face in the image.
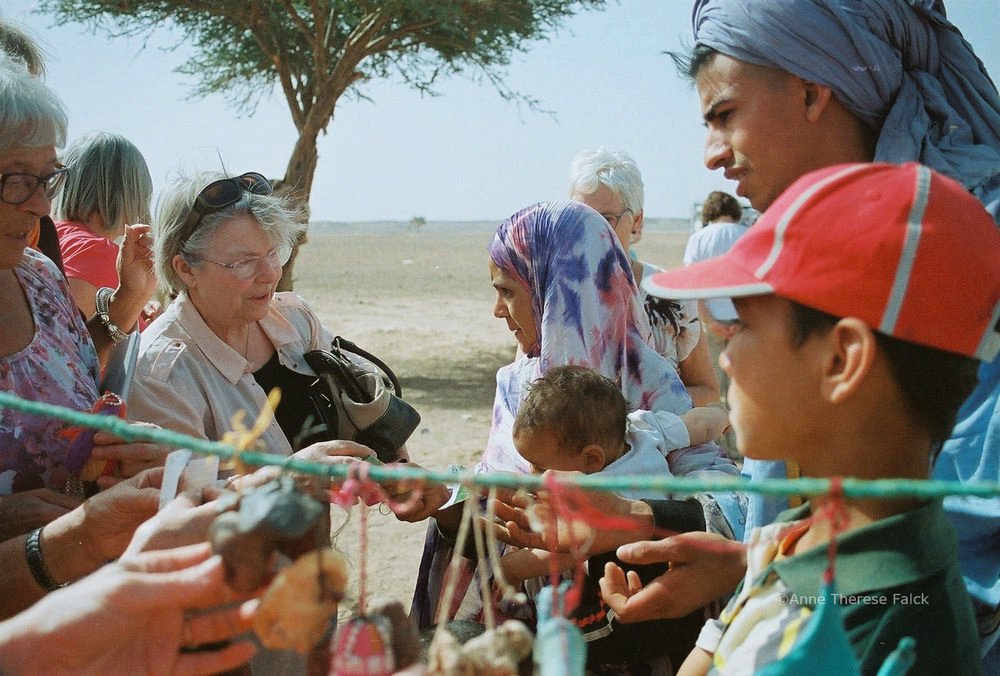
[513,427,589,474]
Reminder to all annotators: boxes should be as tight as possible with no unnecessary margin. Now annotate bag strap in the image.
[332,336,404,396]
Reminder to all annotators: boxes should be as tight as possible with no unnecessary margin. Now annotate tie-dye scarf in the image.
[478,201,692,473]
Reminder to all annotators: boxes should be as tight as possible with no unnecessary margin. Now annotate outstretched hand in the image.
[0,543,258,675]
[382,461,451,523]
[91,421,171,487]
[598,531,747,622]
[487,470,657,554]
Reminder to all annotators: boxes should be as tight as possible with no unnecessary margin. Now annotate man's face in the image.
[696,54,820,212]
[721,295,822,459]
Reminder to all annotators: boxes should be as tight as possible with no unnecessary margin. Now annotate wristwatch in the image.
[95,286,130,343]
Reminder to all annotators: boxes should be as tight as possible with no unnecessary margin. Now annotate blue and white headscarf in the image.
[478,201,692,474]
[693,0,1000,222]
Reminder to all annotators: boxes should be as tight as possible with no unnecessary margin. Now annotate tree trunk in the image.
[275,126,322,292]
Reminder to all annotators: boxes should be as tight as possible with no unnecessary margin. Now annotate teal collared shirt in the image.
[768,500,980,675]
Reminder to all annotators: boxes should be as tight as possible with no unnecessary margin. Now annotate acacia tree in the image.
[39,0,604,288]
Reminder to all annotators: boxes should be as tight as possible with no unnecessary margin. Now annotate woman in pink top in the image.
[53,131,158,328]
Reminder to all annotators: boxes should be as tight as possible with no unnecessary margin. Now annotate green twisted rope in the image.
[2,391,997,499]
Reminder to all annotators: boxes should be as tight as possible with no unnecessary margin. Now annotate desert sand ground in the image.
[292,227,692,622]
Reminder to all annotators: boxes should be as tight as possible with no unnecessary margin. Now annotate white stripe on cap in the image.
[755,164,870,279]
[880,165,931,335]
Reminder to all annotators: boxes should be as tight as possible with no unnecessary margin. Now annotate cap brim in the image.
[642,258,774,300]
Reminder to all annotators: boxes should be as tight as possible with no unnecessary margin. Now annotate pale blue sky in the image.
[4,1,999,222]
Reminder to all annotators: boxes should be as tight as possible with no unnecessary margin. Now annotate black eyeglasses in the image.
[0,166,70,205]
[178,172,273,244]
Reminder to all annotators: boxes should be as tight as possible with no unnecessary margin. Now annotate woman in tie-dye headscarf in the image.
[478,200,694,475]
[410,202,745,635]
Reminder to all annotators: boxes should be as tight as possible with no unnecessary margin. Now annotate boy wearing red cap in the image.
[642,162,997,674]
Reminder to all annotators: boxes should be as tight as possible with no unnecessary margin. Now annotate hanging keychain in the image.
[329,463,422,675]
[530,473,588,676]
[428,485,534,675]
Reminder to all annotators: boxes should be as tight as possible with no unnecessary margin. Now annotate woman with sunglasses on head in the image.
[0,58,160,499]
[130,171,388,476]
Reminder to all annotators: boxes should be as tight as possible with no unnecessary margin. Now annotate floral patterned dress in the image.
[0,249,100,494]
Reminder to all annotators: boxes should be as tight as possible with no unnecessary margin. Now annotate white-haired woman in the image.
[131,171,413,477]
[569,147,720,405]
[0,59,159,498]
[54,131,159,325]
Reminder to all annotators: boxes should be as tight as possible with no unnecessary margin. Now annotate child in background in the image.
[637,162,993,675]
[502,364,737,672]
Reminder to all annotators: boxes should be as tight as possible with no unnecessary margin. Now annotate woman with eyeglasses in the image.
[0,59,159,498]
[130,171,382,474]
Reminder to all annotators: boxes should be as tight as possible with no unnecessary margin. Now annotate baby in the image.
[501,365,736,671]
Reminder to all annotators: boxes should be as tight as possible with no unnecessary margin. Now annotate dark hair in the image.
[701,191,743,225]
[788,302,979,459]
[513,365,629,455]
[666,44,719,84]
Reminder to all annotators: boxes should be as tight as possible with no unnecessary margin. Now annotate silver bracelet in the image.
[25,527,66,591]
[95,286,130,343]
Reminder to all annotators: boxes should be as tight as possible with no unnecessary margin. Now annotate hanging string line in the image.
[3,392,998,499]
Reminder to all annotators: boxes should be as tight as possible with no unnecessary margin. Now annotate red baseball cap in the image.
[644,163,1000,360]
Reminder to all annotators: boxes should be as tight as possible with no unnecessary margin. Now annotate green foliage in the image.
[37,0,605,120]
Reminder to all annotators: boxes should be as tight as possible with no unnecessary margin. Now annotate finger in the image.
[91,442,169,463]
[31,489,82,510]
[313,440,378,458]
[185,606,256,647]
[626,569,644,596]
[492,501,532,532]
[121,552,252,610]
[117,459,165,479]
[119,543,215,574]
[598,562,631,612]
[128,466,166,490]
[498,520,546,549]
[96,474,124,491]
[616,538,679,566]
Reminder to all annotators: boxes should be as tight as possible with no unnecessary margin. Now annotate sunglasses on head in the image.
[178,172,273,244]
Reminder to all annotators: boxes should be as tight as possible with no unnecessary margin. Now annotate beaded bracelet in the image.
[95,286,130,343]
[25,527,66,591]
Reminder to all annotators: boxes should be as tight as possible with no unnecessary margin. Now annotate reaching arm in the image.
[0,544,257,675]
[87,224,155,368]
[0,469,162,619]
[678,328,721,405]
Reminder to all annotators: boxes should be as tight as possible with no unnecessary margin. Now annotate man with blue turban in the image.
[610,1,998,670]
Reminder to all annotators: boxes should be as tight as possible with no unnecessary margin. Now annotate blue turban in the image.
[692,0,1000,221]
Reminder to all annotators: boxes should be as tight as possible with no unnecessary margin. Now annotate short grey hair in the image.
[0,57,67,155]
[567,147,644,213]
[53,132,152,232]
[154,171,306,295]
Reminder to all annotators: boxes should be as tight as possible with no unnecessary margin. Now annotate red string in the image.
[822,476,846,584]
